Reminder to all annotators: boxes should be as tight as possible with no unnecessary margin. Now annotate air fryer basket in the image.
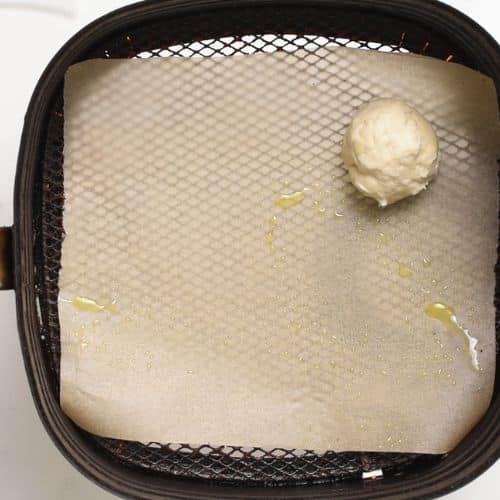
[7,0,500,498]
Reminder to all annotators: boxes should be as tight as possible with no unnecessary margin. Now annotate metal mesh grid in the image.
[94,438,435,483]
[31,6,475,485]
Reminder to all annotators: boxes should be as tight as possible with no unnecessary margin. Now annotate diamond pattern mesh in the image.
[31,5,477,485]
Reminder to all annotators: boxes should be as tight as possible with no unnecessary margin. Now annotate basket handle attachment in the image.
[0,227,13,290]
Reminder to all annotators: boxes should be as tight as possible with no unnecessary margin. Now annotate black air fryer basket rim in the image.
[8,0,500,498]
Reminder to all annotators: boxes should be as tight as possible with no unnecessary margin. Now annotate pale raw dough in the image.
[342,98,439,206]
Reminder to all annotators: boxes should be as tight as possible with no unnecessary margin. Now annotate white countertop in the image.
[0,1,498,498]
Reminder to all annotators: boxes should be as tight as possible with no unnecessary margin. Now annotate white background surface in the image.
[0,1,497,498]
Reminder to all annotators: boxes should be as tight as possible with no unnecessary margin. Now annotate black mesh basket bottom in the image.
[36,32,449,486]
[23,0,499,493]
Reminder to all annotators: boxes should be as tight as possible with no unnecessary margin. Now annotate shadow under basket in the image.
[8,0,500,499]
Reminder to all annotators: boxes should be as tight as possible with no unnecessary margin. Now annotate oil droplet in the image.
[312,200,326,216]
[72,296,105,312]
[265,216,278,255]
[275,191,305,209]
[334,210,345,219]
[72,296,117,313]
[80,340,89,349]
[398,263,413,278]
[423,257,432,267]
[431,279,438,287]
[289,320,302,336]
[356,220,364,232]
[425,302,479,370]
[381,369,387,376]
[74,326,85,338]
[378,233,389,245]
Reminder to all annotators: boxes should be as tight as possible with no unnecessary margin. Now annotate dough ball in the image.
[342,98,439,207]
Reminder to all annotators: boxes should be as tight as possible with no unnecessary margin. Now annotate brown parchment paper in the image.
[59,47,499,454]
